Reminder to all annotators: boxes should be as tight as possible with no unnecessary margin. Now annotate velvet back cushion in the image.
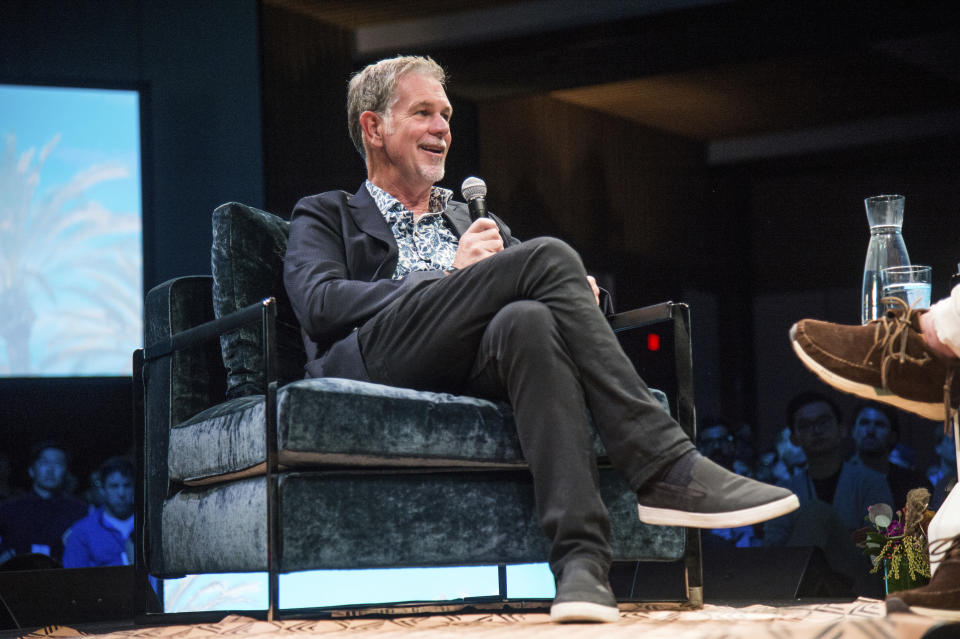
[211,202,306,398]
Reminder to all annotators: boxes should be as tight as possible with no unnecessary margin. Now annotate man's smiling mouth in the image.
[420,143,445,156]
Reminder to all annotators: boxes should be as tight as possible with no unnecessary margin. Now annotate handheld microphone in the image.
[461,176,488,221]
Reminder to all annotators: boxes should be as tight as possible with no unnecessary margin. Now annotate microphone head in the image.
[461,176,487,202]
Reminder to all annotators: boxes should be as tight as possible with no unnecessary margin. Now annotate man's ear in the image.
[359,111,384,150]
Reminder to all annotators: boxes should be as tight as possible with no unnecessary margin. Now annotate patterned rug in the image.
[15,599,949,639]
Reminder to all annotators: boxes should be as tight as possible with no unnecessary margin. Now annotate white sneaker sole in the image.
[904,605,960,621]
[638,494,799,528]
[790,336,945,421]
[550,601,620,623]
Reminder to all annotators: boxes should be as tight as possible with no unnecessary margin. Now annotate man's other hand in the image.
[452,217,503,269]
[586,275,600,306]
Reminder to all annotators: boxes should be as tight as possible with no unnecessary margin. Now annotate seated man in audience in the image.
[848,400,932,510]
[697,417,737,471]
[282,54,799,623]
[698,417,759,547]
[764,391,892,593]
[791,287,960,616]
[928,428,956,509]
[0,441,87,566]
[63,456,135,568]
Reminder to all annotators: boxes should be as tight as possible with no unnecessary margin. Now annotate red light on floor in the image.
[647,333,661,351]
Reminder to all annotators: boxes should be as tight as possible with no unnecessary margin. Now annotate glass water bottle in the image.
[862,195,910,324]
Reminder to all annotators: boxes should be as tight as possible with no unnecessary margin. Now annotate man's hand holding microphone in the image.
[453,177,600,306]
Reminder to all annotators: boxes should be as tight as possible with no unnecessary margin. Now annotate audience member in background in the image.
[928,428,957,509]
[0,441,87,566]
[83,468,106,513]
[63,456,135,568]
[697,417,737,470]
[930,429,958,510]
[771,426,807,483]
[753,449,780,484]
[889,442,918,472]
[731,421,757,478]
[698,417,756,477]
[697,417,759,547]
[929,428,957,487]
[764,391,893,594]
[848,401,932,511]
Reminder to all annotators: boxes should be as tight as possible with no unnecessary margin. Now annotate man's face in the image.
[791,401,844,458]
[379,72,452,188]
[852,407,893,455]
[102,470,134,520]
[29,447,68,494]
[699,425,735,467]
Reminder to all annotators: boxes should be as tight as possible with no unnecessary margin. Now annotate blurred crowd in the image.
[697,392,954,595]
[0,442,134,570]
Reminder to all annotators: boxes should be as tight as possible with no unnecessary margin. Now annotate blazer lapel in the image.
[443,201,473,237]
[347,185,398,279]
[348,185,395,247]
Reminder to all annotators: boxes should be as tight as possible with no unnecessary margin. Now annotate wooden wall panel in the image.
[261,3,362,217]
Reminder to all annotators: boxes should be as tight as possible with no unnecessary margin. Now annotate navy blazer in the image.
[283,184,519,380]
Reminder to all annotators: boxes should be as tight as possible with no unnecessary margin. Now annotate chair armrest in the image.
[607,301,684,333]
[138,289,280,584]
[607,301,695,442]
[143,298,273,363]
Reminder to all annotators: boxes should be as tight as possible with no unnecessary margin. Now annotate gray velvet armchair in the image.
[134,202,702,619]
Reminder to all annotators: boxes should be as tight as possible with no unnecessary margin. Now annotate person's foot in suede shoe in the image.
[637,451,798,528]
[550,559,619,623]
[790,298,959,424]
[885,534,960,621]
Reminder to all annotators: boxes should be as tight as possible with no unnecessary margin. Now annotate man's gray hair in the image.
[347,55,446,159]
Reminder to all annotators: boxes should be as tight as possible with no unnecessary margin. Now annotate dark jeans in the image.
[357,237,694,576]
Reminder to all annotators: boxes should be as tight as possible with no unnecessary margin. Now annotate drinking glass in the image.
[880,265,932,310]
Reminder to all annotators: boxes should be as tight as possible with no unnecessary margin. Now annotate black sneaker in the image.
[637,453,799,528]
[550,559,619,623]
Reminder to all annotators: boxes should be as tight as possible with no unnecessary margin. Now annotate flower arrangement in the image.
[857,488,934,592]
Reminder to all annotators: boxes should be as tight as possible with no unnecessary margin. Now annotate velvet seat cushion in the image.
[169,378,524,484]
[159,468,684,575]
[168,377,671,485]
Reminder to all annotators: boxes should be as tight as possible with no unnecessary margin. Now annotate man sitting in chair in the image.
[282,55,798,623]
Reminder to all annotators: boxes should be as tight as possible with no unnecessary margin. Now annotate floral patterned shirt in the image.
[366,180,460,280]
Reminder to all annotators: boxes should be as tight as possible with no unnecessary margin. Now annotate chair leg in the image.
[267,475,279,621]
[684,528,704,607]
[132,349,153,615]
[262,300,280,621]
[673,304,703,608]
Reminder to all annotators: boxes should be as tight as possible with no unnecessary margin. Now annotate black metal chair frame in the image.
[133,299,701,621]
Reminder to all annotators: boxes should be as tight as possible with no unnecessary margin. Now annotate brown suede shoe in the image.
[887,535,960,621]
[790,299,959,423]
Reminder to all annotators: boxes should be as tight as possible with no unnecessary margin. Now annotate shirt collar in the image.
[365,180,452,222]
